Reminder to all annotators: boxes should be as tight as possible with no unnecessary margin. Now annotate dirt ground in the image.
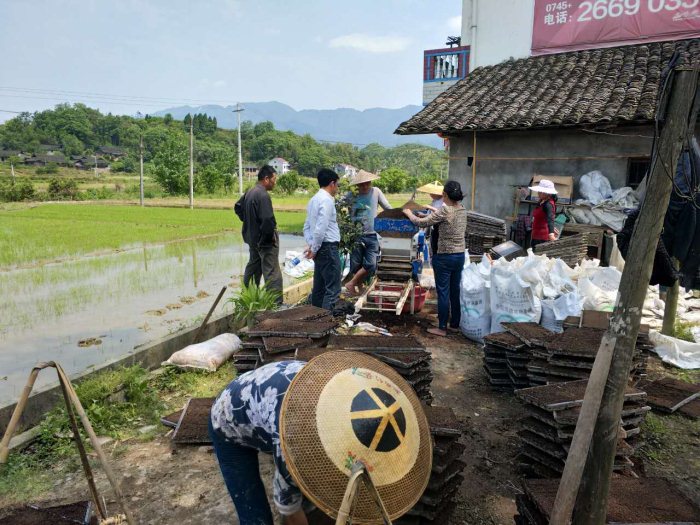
[2,309,697,524]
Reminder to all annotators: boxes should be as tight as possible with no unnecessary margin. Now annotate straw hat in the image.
[279,351,432,523]
[349,169,380,185]
[528,179,558,194]
[416,181,444,195]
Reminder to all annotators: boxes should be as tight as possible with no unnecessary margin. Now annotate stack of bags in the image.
[515,380,649,478]
[397,405,465,524]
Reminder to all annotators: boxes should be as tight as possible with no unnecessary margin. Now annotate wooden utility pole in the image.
[139,134,144,207]
[550,66,700,525]
[10,162,15,180]
[233,103,244,195]
[661,259,680,335]
[189,117,194,210]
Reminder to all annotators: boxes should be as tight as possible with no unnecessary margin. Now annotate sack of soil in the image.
[164,333,242,372]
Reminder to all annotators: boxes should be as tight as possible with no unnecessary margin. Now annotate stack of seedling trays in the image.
[236,306,338,371]
[532,233,590,267]
[515,380,649,478]
[306,335,434,403]
[503,323,557,389]
[396,405,465,525]
[561,311,651,384]
[482,331,527,391]
[543,327,646,385]
[515,477,700,524]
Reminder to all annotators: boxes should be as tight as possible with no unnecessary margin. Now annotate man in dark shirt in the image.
[235,165,283,302]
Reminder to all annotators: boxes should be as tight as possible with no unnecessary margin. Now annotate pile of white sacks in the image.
[459,250,700,369]
[459,250,621,343]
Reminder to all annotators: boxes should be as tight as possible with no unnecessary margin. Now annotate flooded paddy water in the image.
[0,233,303,406]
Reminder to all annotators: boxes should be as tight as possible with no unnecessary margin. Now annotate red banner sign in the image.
[532,0,700,55]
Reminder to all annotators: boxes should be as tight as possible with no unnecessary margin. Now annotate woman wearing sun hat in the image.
[403,180,467,337]
[528,179,559,248]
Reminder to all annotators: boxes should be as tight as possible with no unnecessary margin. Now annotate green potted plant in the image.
[229,282,281,330]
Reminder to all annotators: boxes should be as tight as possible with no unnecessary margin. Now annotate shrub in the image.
[374,166,410,193]
[0,178,36,202]
[47,178,79,200]
[36,163,59,175]
[275,170,302,195]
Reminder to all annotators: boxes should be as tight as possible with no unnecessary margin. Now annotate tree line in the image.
[0,103,447,195]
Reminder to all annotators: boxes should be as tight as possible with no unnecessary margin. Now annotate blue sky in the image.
[0,0,462,120]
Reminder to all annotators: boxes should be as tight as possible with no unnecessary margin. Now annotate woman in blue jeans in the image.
[403,181,467,337]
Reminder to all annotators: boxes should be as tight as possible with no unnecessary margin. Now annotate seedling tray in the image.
[641,377,700,413]
[248,318,337,338]
[516,380,645,411]
[263,336,314,354]
[0,501,93,525]
[522,477,700,523]
[160,409,183,429]
[483,331,527,351]
[255,305,331,323]
[172,397,214,445]
[501,322,557,347]
[327,335,425,352]
[422,404,461,436]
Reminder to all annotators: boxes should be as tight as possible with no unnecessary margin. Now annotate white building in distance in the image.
[268,157,290,174]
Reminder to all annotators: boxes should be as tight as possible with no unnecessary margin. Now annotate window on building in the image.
[627,157,650,188]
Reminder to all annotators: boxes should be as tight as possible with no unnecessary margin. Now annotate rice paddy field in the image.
[0,203,309,405]
[0,203,306,268]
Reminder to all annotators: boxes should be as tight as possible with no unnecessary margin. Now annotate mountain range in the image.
[153,102,440,148]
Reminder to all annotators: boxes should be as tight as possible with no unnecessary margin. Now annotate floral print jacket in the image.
[210,360,306,515]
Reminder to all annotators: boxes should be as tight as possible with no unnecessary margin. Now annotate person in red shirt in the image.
[528,179,559,248]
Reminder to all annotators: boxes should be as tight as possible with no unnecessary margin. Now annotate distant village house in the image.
[334,163,359,179]
[268,157,290,174]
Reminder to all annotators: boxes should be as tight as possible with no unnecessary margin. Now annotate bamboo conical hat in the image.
[416,181,444,194]
[349,169,381,185]
[279,351,432,523]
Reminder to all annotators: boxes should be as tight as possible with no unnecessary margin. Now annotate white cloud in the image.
[329,33,411,53]
[447,15,462,33]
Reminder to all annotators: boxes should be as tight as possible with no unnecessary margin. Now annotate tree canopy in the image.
[0,103,447,195]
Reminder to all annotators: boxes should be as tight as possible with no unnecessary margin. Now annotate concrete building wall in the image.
[448,125,653,219]
[423,78,460,105]
[461,0,535,69]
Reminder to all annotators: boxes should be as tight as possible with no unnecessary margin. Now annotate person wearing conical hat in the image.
[344,169,392,296]
[417,180,444,211]
[208,352,432,524]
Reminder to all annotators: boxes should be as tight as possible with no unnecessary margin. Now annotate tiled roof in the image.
[396,39,700,135]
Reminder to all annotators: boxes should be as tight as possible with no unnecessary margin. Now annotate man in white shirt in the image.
[303,168,341,311]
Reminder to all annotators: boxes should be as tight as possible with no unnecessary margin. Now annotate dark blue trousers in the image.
[209,418,274,525]
[432,252,465,330]
[311,242,341,311]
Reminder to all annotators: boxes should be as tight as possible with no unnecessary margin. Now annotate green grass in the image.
[0,203,306,268]
[0,362,237,505]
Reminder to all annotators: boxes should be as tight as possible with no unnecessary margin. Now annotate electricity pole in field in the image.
[189,116,194,210]
[139,134,144,207]
[233,103,244,195]
[93,155,98,178]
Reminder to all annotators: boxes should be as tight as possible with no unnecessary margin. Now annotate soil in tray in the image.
[376,201,427,219]
[523,477,700,523]
[544,327,605,358]
[160,409,183,428]
[172,398,214,444]
[483,331,527,350]
[422,404,460,431]
[516,380,644,410]
[248,318,337,337]
[255,305,330,323]
[375,351,431,368]
[679,398,700,419]
[263,336,314,354]
[327,335,425,351]
[640,377,700,412]
[502,322,557,347]
[0,501,92,525]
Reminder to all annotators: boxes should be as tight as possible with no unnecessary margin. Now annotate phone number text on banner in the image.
[532,0,700,54]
